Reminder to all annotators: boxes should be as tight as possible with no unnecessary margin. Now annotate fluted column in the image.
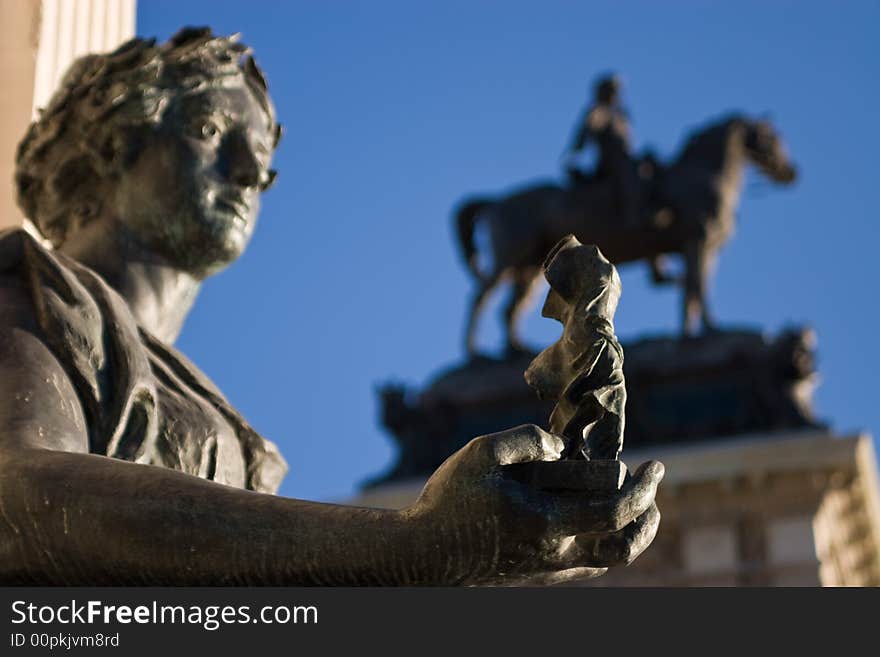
[0,0,136,231]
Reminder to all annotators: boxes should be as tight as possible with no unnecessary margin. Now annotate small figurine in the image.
[524,235,626,489]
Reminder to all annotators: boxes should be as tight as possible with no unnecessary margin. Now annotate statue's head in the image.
[540,235,621,324]
[15,27,282,277]
[594,74,622,105]
[742,118,797,184]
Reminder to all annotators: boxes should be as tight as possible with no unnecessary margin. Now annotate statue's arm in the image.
[567,108,592,154]
[0,302,662,585]
[0,447,428,585]
[0,321,430,584]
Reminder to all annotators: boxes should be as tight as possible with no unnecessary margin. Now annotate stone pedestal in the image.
[370,328,820,488]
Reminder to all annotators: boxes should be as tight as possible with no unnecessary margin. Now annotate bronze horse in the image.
[456,114,798,356]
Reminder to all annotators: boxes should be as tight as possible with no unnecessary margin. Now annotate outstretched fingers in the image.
[556,503,661,570]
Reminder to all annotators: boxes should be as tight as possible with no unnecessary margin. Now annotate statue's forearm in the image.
[0,448,438,585]
[570,118,590,153]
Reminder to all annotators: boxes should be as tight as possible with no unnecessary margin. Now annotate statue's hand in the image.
[407,424,664,586]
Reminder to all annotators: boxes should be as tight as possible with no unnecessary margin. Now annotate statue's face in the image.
[114,82,274,276]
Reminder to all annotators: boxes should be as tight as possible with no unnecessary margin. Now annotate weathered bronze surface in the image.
[457,87,798,356]
[0,29,663,586]
[524,236,626,461]
[520,235,629,496]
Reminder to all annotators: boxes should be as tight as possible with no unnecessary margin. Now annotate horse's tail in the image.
[454,197,492,282]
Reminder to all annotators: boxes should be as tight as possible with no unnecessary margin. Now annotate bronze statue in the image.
[0,28,664,586]
[516,236,640,532]
[563,74,640,229]
[456,110,798,357]
[525,236,626,462]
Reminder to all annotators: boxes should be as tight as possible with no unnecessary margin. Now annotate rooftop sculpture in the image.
[0,29,663,585]
[456,75,798,356]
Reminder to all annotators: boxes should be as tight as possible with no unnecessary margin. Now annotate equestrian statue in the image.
[456,74,798,357]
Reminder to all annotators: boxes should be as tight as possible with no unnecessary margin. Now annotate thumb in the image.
[480,424,565,466]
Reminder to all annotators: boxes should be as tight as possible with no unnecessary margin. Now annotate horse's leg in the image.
[681,239,704,336]
[464,270,504,357]
[681,237,718,335]
[698,246,719,332]
[503,268,543,355]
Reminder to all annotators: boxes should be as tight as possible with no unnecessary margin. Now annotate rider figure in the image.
[565,74,641,228]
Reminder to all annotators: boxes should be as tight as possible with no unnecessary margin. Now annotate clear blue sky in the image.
[138,1,879,502]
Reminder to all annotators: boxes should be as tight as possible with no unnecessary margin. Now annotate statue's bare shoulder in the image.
[0,265,88,454]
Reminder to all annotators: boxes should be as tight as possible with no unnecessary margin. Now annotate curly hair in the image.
[15,26,282,247]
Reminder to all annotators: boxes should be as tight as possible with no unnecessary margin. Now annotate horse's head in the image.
[742,118,798,184]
